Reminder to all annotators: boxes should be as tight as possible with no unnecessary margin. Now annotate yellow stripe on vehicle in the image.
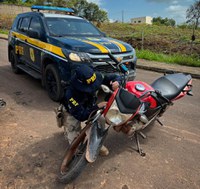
[12,32,65,58]
[81,40,109,53]
[109,40,126,52]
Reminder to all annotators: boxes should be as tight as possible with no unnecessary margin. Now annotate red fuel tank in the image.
[126,81,157,108]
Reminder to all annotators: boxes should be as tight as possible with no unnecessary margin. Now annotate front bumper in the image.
[88,51,137,80]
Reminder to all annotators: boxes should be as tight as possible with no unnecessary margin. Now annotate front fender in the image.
[86,118,108,163]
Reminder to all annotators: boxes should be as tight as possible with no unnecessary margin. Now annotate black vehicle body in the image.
[8,8,137,101]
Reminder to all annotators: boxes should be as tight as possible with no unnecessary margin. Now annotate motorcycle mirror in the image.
[101,85,111,93]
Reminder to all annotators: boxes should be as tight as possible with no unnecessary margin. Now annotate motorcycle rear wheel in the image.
[58,141,88,184]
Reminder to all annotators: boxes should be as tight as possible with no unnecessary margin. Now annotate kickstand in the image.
[135,132,146,157]
[156,118,164,126]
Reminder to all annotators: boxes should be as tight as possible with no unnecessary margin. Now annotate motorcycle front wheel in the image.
[58,140,88,184]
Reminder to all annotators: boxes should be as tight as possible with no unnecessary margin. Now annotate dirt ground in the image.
[0,39,200,189]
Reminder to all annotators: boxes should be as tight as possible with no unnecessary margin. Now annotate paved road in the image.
[0,39,200,189]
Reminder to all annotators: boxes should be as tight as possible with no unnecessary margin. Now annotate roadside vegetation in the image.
[136,49,200,67]
[100,23,200,67]
[0,29,8,34]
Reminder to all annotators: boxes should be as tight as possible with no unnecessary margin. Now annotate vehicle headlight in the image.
[62,49,92,63]
[69,52,81,62]
[105,100,132,125]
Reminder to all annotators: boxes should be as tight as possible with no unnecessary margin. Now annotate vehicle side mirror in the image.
[101,32,106,37]
[27,30,41,39]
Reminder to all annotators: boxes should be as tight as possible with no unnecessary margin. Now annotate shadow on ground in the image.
[0,121,157,189]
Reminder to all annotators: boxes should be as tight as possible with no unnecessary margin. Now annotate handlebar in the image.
[107,53,129,75]
[86,107,105,124]
[107,53,129,88]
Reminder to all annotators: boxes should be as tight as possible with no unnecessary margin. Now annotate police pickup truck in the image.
[8,5,137,101]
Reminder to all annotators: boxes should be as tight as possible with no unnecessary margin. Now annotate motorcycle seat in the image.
[151,73,191,100]
[116,88,141,114]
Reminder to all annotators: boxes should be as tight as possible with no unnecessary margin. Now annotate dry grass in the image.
[100,23,200,57]
[0,14,15,30]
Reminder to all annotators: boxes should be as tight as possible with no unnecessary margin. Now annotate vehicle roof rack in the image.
[31,5,74,14]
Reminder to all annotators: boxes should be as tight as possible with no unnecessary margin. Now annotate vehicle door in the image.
[16,16,31,64]
[26,16,44,70]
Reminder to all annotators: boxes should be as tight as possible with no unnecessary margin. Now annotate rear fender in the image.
[172,79,193,101]
[85,117,108,163]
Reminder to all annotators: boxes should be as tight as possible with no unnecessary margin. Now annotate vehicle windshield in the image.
[46,17,103,37]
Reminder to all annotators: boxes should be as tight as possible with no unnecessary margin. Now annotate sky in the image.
[87,0,195,24]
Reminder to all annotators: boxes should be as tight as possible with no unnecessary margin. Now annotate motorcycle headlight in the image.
[105,100,132,125]
[62,49,92,63]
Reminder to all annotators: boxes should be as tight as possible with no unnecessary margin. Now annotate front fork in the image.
[85,116,109,163]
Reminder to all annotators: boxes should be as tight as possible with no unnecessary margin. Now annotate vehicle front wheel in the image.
[10,50,21,74]
[44,64,63,101]
[58,141,88,184]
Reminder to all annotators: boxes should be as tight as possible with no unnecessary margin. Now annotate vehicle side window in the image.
[11,17,19,30]
[29,17,42,32]
[19,17,30,33]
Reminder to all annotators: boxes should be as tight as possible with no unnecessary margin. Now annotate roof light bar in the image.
[31,5,74,13]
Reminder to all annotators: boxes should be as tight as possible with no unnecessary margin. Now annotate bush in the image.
[0,14,15,30]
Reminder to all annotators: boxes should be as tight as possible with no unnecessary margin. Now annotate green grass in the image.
[136,49,200,67]
[0,29,9,35]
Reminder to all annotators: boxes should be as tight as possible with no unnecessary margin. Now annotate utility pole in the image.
[122,10,124,23]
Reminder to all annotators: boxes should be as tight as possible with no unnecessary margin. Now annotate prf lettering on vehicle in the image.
[15,45,24,55]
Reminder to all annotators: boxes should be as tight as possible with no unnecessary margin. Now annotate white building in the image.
[131,16,153,25]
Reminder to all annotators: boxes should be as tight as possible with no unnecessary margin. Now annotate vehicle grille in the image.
[88,51,136,74]
[94,64,132,74]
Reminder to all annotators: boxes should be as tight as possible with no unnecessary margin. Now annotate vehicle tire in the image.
[10,50,21,74]
[44,64,63,101]
[58,141,88,184]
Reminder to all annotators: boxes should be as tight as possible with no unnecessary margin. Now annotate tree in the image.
[34,0,46,5]
[186,0,200,29]
[167,18,176,27]
[53,0,67,7]
[4,0,19,3]
[67,0,108,24]
[25,0,35,4]
[152,17,176,26]
[96,9,108,23]
[68,0,89,17]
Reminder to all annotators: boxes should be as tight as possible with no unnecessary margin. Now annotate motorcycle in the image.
[0,99,6,109]
[58,53,193,184]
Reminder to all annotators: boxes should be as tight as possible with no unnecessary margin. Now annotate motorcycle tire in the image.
[58,141,88,184]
